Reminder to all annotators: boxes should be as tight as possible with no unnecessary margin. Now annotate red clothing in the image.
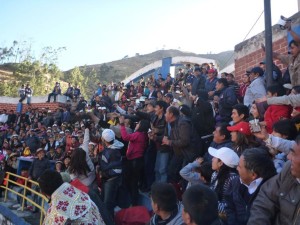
[120,125,148,160]
[264,105,292,133]
[239,83,249,98]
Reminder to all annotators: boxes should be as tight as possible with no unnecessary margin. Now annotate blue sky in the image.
[1,0,298,70]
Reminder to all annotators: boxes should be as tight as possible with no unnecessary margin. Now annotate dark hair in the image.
[273,119,298,140]
[232,104,249,119]
[136,119,150,133]
[179,104,191,117]
[267,84,285,97]
[196,162,214,184]
[167,106,180,118]
[215,163,237,200]
[289,39,299,48]
[38,170,63,196]
[217,123,231,140]
[69,148,90,177]
[151,182,177,212]
[156,100,168,112]
[182,184,219,225]
[197,89,208,101]
[226,73,234,78]
[217,78,228,87]
[292,85,300,94]
[242,148,276,179]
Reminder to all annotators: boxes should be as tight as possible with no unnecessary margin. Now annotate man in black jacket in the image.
[225,148,276,225]
[191,67,206,96]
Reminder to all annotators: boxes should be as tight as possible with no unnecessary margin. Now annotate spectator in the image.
[244,67,266,107]
[64,82,74,100]
[38,170,105,225]
[24,83,33,105]
[18,84,26,102]
[25,129,40,154]
[264,84,292,133]
[149,182,183,225]
[182,184,222,225]
[238,72,251,103]
[98,129,124,217]
[225,148,276,225]
[247,135,300,225]
[208,147,239,222]
[46,82,61,103]
[226,73,240,99]
[205,69,218,97]
[28,148,50,181]
[215,78,238,123]
[191,67,206,96]
[264,40,300,86]
[227,121,259,156]
[120,116,149,205]
[180,158,213,188]
[231,104,249,125]
[73,84,81,101]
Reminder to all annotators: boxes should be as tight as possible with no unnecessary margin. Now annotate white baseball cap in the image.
[208,147,239,168]
[101,129,115,142]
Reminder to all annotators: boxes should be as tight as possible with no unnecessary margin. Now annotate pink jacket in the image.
[120,125,148,160]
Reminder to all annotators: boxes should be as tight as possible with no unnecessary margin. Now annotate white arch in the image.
[122,56,218,84]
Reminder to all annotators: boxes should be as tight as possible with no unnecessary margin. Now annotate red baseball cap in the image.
[227,121,251,136]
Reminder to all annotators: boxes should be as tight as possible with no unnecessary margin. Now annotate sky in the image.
[1,0,298,71]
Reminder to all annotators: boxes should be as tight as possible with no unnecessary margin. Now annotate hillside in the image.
[0,49,233,97]
[66,49,234,84]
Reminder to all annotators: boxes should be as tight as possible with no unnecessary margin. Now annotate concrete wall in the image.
[234,11,300,84]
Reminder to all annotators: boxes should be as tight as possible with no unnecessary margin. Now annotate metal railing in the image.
[0,172,48,225]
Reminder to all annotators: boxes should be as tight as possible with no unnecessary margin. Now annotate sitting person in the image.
[225,148,276,225]
[264,84,292,133]
[149,182,183,225]
[208,147,239,223]
[46,82,61,103]
[180,158,213,188]
[182,184,222,225]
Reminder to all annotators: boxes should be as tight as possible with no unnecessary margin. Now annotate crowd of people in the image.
[1,24,300,225]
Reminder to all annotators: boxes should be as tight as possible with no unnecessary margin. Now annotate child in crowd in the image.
[180,158,213,189]
[264,84,292,133]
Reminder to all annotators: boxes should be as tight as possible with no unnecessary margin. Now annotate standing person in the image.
[25,129,40,154]
[38,170,105,225]
[243,67,266,107]
[18,84,26,102]
[262,40,300,87]
[25,83,33,105]
[214,78,238,123]
[98,129,124,217]
[119,116,149,205]
[238,72,251,103]
[191,67,206,96]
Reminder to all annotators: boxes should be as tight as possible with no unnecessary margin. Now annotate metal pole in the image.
[264,0,273,87]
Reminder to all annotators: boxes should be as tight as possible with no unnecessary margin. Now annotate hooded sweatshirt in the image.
[43,182,105,225]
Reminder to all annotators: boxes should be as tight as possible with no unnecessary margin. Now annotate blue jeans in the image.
[155,151,170,183]
[101,176,121,217]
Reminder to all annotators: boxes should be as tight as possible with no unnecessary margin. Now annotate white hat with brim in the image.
[208,147,239,168]
[36,148,45,154]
